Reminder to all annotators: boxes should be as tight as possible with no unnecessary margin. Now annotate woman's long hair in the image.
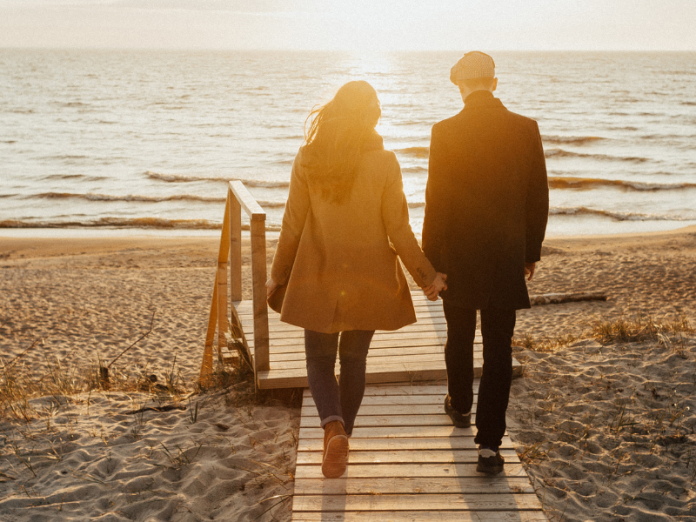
[302,81,381,203]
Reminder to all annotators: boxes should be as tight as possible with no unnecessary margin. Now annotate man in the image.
[422,51,549,474]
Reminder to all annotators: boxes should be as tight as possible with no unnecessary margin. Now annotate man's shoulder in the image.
[432,106,538,131]
[503,108,539,129]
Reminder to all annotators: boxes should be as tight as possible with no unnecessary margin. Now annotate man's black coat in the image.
[422,90,549,310]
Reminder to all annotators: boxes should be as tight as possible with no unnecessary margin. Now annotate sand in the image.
[1,225,695,521]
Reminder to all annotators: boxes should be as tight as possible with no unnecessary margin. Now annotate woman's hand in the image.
[423,272,447,301]
[266,277,279,298]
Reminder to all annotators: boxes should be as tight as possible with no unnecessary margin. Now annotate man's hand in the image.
[424,272,448,301]
[525,262,536,281]
[266,277,279,298]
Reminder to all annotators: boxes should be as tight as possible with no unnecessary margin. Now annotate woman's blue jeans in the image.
[304,329,374,437]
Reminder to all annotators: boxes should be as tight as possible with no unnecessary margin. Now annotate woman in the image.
[266,81,447,478]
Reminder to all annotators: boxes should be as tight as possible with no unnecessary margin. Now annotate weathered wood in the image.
[249,334,478,352]
[228,186,243,302]
[299,425,503,439]
[278,353,479,371]
[292,512,548,521]
[240,310,456,333]
[257,359,521,390]
[298,435,512,452]
[301,403,476,417]
[297,448,520,465]
[352,384,449,396]
[229,180,265,221]
[250,218,269,375]
[529,292,608,306]
[270,344,458,363]
[293,493,542,512]
[293,476,535,495]
[294,461,527,479]
[301,413,473,428]
[292,381,545,522]
[198,274,218,385]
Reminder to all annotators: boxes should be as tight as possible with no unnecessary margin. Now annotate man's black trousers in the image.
[443,300,517,449]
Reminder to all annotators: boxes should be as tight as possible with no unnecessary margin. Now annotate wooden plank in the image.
[250,218,270,374]
[276,353,479,371]
[270,344,454,362]
[199,274,218,385]
[298,435,513,452]
[258,361,521,389]
[356,385,448,396]
[296,449,520,465]
[293,512,547,522]
[239,315,456,334]
[301,403,476,417]
[293,461,527,479]
[292,493,542,512]
[293,476,534,495]
[300,413,469,428]
[228,187,243,302]
[250,335,475,353]
[306,386,477,399]
[229,180,265,220]
[298,425,504,439]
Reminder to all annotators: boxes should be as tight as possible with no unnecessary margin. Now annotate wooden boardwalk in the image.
[235,291,521,389]
[292,383,546,521]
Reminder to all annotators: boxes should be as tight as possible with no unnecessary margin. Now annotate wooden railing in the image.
[199,181,269,387]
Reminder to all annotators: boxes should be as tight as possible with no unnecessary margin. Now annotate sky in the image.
[1,0,695,51]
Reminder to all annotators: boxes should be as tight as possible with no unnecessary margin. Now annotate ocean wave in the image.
[545,148,650,163]
[43,173,108,181]
[401,166,427,175]
[550,207,695,222]
[548,177,696,191]
[543,135,604,145]
[145,171,290,188]
[33,192,227,203]
[394,146,429,158]
[31,191,290,208]
[0,217,282,231]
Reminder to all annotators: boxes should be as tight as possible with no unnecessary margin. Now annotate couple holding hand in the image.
[266,51,549,478]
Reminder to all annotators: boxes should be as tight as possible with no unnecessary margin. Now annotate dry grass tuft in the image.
[515,314,694,353]
[590,314,694,344]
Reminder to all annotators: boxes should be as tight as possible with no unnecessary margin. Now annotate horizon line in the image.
[2,46,696,53]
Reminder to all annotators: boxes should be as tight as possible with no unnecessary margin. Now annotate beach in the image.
[1,225,695,521]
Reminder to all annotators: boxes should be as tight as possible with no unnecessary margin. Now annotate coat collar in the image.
[463,90,505,110]
[361,130,384,152]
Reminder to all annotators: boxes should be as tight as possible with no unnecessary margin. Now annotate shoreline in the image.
[0,224,696,243]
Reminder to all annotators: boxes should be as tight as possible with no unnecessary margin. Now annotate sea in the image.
[1,49,696,237]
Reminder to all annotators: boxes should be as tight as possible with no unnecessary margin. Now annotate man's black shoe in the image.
[443,394,471,428]
[477,447,505,474]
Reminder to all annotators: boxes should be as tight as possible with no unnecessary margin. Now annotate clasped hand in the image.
[423,272,447,301]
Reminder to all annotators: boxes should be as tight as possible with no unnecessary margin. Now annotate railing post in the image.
[228,184,243,303]
[216,195,231,365]
[251,216,270,375]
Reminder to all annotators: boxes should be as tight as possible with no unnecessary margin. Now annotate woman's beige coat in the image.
[270,139,437,334]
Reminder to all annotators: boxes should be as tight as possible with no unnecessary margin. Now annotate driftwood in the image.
[125,405,186,415]
[530,292,608,306]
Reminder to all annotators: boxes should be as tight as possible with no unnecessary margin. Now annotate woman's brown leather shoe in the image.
[322,420,349,478]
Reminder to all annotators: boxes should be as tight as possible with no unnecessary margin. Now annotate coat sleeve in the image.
[422,124,448,272]
[381,153,437,288]
[525,121,549,263]
[270,150,310,285]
